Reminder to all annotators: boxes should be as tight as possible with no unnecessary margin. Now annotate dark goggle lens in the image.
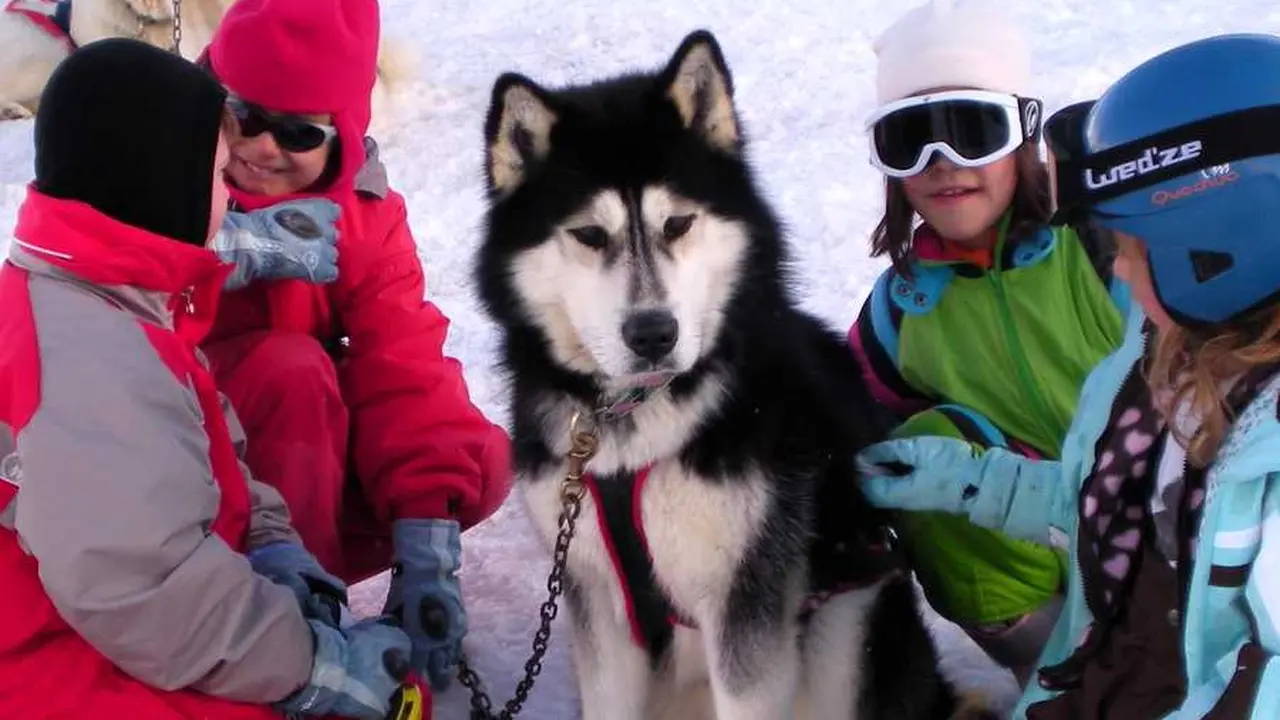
[873,100,1013,170]
[230,100,331,153]
[1044,100,1097,224]
[1045,100,1095,160]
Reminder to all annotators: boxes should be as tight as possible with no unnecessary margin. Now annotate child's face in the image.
[1113,231,1177,331]
[902,153,1018,247]
[207,130,230,246]
[224,105,333,197]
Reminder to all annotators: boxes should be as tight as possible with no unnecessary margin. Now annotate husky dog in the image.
[476,29,990,720]
[0,0,412,120]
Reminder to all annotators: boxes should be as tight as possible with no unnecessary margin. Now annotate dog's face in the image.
[479,31,760,385]
[506,181,748,382]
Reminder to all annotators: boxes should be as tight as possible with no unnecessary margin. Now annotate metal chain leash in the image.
[171,0,182,55]
[454,413,599,720]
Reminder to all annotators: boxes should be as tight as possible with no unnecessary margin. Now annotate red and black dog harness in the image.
[582,466,904,656]
[5,0,74,53]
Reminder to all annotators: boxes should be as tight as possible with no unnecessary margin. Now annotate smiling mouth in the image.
[234,157,283,177]
[931,187,980,199]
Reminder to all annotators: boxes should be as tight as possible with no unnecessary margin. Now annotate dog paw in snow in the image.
[124,0,175,22]
[1,102,33,121]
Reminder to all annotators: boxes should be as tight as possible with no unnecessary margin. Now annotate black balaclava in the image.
[33,38,228,247]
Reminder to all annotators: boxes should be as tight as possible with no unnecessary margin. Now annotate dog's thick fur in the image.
[0,0,414,121]
[476,29,989,720]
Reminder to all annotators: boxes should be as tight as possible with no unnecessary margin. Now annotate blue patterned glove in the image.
[214,198,340,291]
[856,436,1064,538]
[380,518,465,691]
[275,617,411,720]
[248,541,348,628]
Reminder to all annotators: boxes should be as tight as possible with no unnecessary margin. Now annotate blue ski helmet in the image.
[1078,33,1280,328]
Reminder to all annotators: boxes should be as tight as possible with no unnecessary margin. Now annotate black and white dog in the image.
[475,29,990,720]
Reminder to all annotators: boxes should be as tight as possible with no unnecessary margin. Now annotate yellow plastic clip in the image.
[386,682,425,720]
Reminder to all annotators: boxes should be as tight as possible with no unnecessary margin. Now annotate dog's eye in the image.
[568,225,610,250]
[663,214,696,241]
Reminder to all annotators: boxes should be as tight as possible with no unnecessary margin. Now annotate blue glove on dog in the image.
[381,518,466,691]
[856,436,1067,541]
[275,617,412,720]
[248,541,348,628]
[213,198,341,291]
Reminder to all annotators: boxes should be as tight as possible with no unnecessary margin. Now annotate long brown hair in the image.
[1147,305,1280,467]
[870,144,1052,277]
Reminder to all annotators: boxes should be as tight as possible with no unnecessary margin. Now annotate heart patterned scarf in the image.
[1038,328,1280,692]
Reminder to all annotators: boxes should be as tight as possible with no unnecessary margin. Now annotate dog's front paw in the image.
[0,101,33,121]
[123,0,174,21]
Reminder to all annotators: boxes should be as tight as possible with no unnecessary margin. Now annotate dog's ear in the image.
[484,73,558,197]
[661,30,740,155]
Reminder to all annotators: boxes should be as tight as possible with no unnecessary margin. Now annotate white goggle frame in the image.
[863,89,1041,178]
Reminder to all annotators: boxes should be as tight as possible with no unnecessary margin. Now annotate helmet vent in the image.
[1190,250,1235,283]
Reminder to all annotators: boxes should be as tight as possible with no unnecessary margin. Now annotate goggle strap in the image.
[1056,104,1280,216]
[1018,97,1043,143]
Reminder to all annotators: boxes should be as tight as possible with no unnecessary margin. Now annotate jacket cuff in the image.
[391,491,456,523]
[968,448,1066,544]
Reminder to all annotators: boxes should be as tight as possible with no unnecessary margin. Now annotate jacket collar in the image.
[1205,372,1280,484]
[10,187,231,342]
[912,225,996,268]
[912,209,1018,270]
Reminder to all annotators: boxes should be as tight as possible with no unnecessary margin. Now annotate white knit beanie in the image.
[873,0,1032,105]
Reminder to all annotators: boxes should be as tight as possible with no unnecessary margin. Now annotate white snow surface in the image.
[2,1,1277,717]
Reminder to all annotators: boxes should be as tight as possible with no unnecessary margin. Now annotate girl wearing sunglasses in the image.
[222,92,341,195]
[196,0,513,698]
[849,0,1131,685]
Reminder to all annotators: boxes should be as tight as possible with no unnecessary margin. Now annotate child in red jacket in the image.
[197,0,511,693]
[0,38,410,720]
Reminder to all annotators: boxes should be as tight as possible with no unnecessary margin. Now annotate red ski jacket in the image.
[206,141,512,528]
[0,189,312,718]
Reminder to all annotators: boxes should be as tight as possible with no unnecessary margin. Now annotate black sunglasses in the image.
[226,94,337,153]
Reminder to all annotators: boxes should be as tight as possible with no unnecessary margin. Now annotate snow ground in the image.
[2,0,1277,717]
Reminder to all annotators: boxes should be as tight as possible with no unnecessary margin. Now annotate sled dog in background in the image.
[475,28,995,720]
[0,0,412,121]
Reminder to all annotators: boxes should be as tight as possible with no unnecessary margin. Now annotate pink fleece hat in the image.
[207,0,380,200]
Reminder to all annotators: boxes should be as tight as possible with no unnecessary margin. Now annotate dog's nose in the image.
[621,310,679,362]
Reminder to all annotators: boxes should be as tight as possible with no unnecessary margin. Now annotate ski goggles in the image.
[226,94,338,153]
[864,90,1043,178]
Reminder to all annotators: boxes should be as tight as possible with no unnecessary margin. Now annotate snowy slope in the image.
[2,1,1278,717]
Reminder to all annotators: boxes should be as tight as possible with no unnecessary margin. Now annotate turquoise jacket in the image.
[969,303,1280,718]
